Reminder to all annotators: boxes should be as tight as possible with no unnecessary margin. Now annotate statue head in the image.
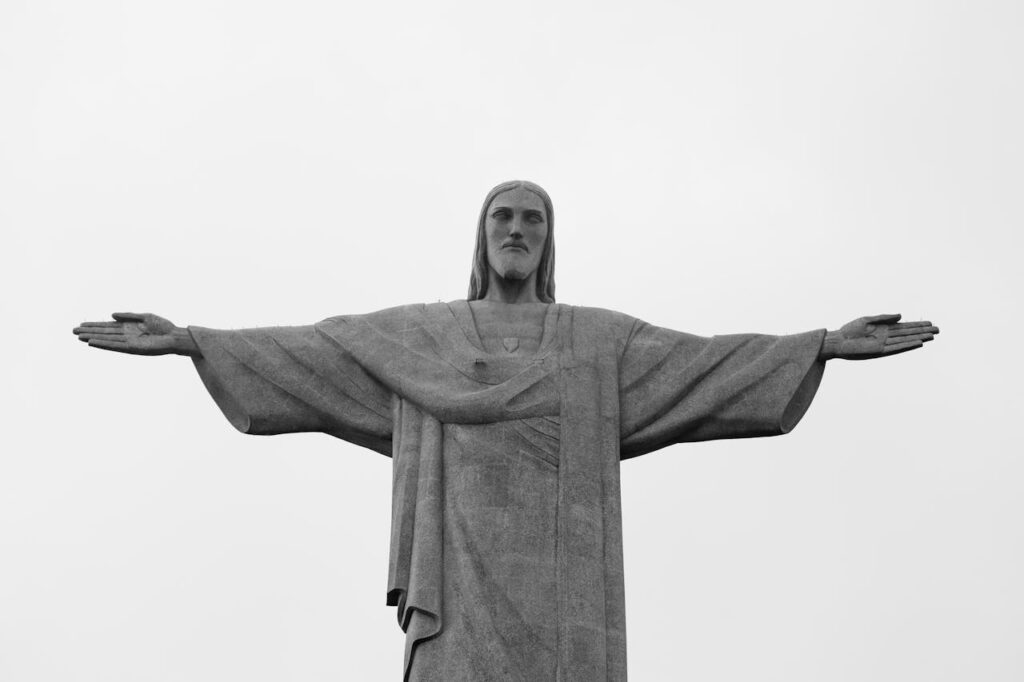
[468,180,556,303]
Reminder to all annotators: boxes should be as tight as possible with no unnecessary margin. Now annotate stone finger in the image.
[889,326,939,337]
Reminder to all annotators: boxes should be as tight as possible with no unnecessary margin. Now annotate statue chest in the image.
[469,306,548,355]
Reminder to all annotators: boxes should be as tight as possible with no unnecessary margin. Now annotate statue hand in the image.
[73,312,198,356]
[822,313,939,360]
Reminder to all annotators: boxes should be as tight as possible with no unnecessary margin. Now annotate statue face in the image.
[484,188,549,283]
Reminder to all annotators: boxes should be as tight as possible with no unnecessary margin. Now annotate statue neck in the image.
[484,268,541,304]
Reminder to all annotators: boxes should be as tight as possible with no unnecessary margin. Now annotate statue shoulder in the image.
[562,304,639,342]
[318,303,435,331]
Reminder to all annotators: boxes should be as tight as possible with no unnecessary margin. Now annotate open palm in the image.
[830,313,939,360]
[73,312,182,355]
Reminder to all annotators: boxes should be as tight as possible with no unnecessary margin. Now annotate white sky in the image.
[1,1,1021,680]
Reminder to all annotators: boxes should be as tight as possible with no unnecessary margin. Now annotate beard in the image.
[498,265,529,281]
[492,252,532,281]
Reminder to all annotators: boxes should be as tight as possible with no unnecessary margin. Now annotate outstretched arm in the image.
[820,313,939,361]
[74,314,393,450]
[73,313,199,357]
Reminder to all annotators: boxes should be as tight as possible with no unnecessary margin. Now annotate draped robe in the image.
[188,302,826,681]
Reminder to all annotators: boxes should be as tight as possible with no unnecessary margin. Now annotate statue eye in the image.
[491,209,511,220]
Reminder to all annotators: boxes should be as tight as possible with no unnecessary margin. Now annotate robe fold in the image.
[189,302,826,681]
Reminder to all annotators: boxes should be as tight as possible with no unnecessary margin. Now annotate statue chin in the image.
[495,264,529,281]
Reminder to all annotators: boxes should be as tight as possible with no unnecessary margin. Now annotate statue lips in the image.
[502,242,528,252]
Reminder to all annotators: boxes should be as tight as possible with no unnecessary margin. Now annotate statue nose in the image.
[509,220,524,238]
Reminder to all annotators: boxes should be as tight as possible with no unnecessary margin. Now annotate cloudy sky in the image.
[2,1,1021,680]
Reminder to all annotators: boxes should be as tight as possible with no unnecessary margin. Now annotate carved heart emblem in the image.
[502,337,520,353]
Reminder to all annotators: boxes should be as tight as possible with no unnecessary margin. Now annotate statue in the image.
[73,180,939,681]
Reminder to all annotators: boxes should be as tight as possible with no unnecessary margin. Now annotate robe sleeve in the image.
[188,323,393,456]
[618,320,826,459]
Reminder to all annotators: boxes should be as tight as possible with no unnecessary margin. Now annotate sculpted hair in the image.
[468,180,556,303]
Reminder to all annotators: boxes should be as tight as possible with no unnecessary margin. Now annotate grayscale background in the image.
[2,1,1021,680]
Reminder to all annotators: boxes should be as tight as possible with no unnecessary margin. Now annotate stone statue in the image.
[73,180,938,681]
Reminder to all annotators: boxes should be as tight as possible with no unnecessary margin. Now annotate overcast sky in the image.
[2,1,1021,680]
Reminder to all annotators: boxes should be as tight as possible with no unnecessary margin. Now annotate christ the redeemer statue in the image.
[74,180,938,682]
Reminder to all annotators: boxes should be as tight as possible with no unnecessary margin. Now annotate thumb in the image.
[112,312,147,322]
